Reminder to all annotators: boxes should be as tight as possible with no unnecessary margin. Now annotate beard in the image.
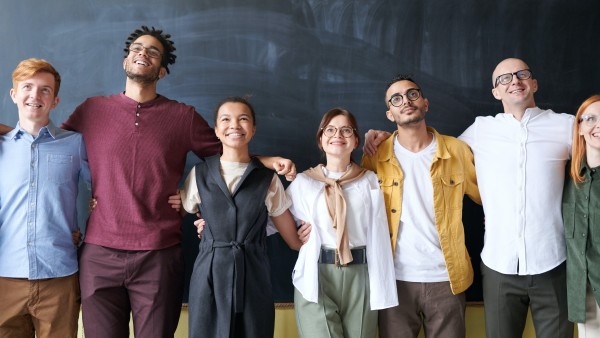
[124,60,160,84]
[396,112,425,127]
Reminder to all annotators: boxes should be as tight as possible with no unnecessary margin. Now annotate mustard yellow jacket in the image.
[361,127,481,294]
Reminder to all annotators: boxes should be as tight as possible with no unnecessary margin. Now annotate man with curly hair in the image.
[61,25,211,338]
[59,26,294,338]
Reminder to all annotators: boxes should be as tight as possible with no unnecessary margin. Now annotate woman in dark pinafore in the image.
[179,97,304,338]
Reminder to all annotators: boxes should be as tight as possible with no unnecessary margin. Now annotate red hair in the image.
[12,58,61,97]
[570,94,600,183]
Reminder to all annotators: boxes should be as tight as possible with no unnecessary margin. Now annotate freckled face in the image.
[11,71,59,125]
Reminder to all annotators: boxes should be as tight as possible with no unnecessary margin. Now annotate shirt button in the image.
[583,233,587,237]
[393,182,398,186]
[135,122,139,126]
[31,144,36,149]
[137,104,141,108]
[137,113,140,116]
[391,209,397,213]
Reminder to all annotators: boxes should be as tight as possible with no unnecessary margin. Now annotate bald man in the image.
[458,58,574,338]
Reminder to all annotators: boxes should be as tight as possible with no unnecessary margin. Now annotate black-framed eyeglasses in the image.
[388,88,421,107]
[321,126,356,138]
[129,43,163,59]
[580,114,600,127]
[494,69,532,88]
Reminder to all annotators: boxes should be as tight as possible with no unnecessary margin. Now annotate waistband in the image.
[319,247,367,266]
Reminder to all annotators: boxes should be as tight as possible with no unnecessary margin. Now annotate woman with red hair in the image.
[563,94,600,336]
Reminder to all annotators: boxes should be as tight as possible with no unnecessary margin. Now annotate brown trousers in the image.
[0,273,80,338]
[378,280,466,338]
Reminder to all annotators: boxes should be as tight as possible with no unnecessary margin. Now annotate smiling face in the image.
[214,102,256,150]
[385,79,428,127]
[123,35,166,84]
[319,114,358,161]
[579,101,600,154]
[491,58,538,113]
[11,71,59,128]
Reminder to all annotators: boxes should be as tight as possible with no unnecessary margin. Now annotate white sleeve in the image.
[180,167,200,214]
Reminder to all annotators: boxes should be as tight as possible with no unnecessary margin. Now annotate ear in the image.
[10,88,16,103]
[123,58,127,70]
[385,109,395,122]
[51,96,60,109]
[531,79,538,93]
[158,67,167,80]
[491,87,502,100]
[423,98,429,112]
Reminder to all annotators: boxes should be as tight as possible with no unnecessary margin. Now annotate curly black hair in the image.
[124,25,177,74]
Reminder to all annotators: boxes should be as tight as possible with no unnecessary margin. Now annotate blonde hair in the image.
[570,94,600,183]
[12,58,61,97]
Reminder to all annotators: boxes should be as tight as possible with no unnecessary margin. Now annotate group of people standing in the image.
[0,24,597,338]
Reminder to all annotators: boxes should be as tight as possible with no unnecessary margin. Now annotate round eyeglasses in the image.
[580,114,600,127]
[321,126,356,138]
[388,88,421,107]
[494,69,532,88]
[129,43,163,59]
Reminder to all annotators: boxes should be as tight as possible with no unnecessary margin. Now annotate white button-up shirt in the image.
[459,107,573,275]
[287,170,398,310]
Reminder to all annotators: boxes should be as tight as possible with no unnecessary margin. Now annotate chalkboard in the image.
[2,0,599,303]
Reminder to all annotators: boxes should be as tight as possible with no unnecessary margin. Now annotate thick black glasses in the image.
[494,69,532,88]
[388,88,421,107]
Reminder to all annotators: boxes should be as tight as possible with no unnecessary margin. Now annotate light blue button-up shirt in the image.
[0,121,91,279]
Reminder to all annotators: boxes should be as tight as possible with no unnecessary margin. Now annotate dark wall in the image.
[2,0,599,302]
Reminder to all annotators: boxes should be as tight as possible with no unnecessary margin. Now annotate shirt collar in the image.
[500,106,543,123]
[11,120,60,141]
[579,157,600,177]
[380,126,447,162]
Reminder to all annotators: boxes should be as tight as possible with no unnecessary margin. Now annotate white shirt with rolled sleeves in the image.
[287,169,398,310]
[459,107,573,275]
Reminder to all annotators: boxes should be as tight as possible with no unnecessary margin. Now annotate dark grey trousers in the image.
[481,261,574,338]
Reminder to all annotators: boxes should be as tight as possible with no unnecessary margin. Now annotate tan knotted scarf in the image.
[303,163,367,265]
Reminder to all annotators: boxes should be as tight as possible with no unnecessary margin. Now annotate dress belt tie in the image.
[212,240,246,313]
